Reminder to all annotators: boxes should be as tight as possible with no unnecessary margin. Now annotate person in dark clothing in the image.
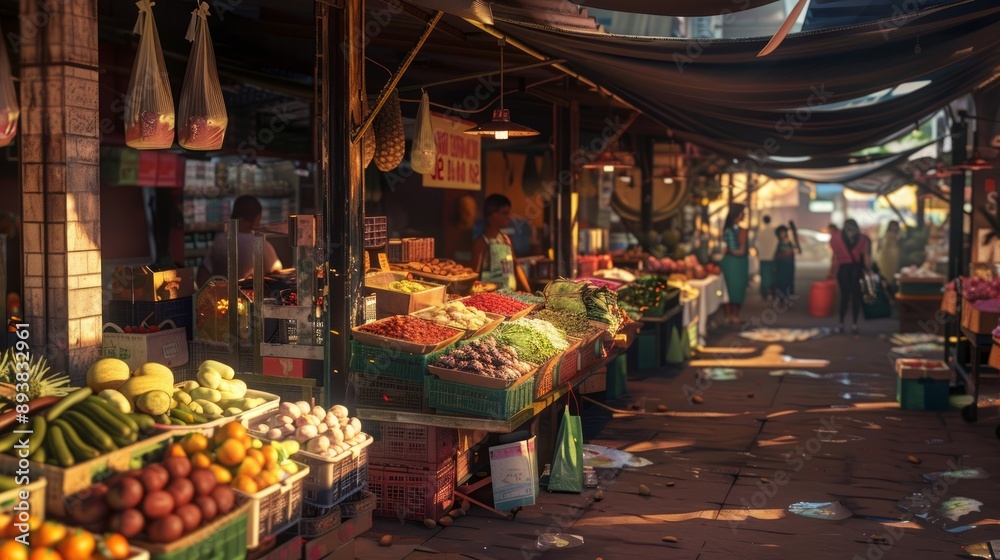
[828,219,872,335]
[773,225,796,301]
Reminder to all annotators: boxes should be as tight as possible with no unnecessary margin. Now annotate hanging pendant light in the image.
[583,138,634,172]
[464,39,538,140]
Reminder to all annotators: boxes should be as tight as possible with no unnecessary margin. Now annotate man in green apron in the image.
[472,194,532,292]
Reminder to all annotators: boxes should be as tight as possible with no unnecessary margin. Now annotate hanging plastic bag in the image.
[178,2,227,150]
[124,0,175,149]
[410,90,437,174]
[0,22,18,148]
[547,405,583,493]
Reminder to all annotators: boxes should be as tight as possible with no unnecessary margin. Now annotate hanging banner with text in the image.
[422,113,482,191]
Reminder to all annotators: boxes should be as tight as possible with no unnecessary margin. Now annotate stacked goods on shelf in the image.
[246,402,371,509]
[396,259,477,279]
[400,238,435,262]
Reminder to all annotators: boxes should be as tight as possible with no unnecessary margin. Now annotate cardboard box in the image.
[961,301,1000,334]
[896,358,950,411]
[102,325,189,370]
[262,356,324,378]
[110,266,195,302]
[896,358,950,380]
[365,272,446,319]
[489,435,538,512]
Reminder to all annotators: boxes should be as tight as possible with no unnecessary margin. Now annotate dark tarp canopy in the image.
[490,0,1000,160]
[568,0,779,17]
[803,0,959,31]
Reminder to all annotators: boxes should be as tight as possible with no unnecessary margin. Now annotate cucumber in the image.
[169,409,193,425]
[62,411,117,453]
[47,424,75,467]
[130,413,155,434]
[54,420,100,461]
[27,416,46,456]
[85,396,140,434]
[28,446,45,464]
[76,401,132,440]
[155,414,171,425]
[44,387,93,423]
[0,431,20,454]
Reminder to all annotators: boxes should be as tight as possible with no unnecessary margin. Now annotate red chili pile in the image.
[462,293,529,316]
[356,316,460,345]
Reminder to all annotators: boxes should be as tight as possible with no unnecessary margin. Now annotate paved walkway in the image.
[358,269,1000,560]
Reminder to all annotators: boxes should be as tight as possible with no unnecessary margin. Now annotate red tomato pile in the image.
[462,293,529,317]
[356,316,460,345]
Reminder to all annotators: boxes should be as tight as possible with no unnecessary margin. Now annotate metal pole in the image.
[554,101,578,279]
[640,137,653,236]
[948,120,967,280]
[227,218,239,367]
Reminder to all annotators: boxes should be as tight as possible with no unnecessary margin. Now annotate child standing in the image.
[773,225,796,300]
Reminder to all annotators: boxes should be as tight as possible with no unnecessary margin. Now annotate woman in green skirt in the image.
[720,203,748,325]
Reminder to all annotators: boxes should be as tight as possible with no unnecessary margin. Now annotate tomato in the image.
[56,529,95,560]
[100,533,131,560]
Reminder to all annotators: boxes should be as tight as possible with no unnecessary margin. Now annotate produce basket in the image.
[426,376,535,420]
[578,332,605,371]
[0,478,45,520]
[349,340,448,383]
[369,459,455,522]
[236,460,310,549]
[337,489,377,519]
[411,308,505,340]
[153,389,280,435]
[533,352,564,399]
[351,371,428,412]
[132,499,251,560]
[351,317,464,355]
[300,500,342,539]
[559,339,582,385]
[368,422,457,469]
[296,435,372,508]
[459,294,536,321]
[365,273,447,318]
[427,362,536,390]
[0,431,173,518]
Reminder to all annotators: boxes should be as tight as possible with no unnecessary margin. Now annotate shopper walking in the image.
[720,203,749,326]
[773,225,796,300]
[755,215,778,299]
[829,219,872,335]
[877,220,901,290]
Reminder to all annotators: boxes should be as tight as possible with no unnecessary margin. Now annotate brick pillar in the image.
[18,0,102,381]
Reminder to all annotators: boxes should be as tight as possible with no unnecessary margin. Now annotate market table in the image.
[686,275,726,343]
[953,327,997,423]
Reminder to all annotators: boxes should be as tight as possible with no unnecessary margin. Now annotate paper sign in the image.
[490,436,538,511]
[422,112,481,191]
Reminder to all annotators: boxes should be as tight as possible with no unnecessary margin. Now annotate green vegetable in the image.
[511,318,569,351]
[388,280,429,294]
[531,309,598,338]
[493,322,561,364]
[543,281,623,334]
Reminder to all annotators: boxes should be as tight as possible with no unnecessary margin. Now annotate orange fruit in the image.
[208,464,233,485]
[237,457,262,478]
[260,445,279,467]
[231,475,259,494]
[101,533,130,560]
[215,422,248,446]
[246,448,265,466]
[32,521,67,548]
[181,433,209,455]
[167,443,187,458]
[3,516,39,539]
[57,529,95,560]
[0,539,29,560]
[255,470,279,489]
[28,548,63,560]
[190,451,213,469]
[215,439,247,467]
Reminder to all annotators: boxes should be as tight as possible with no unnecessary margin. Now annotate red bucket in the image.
[809,280,837,317]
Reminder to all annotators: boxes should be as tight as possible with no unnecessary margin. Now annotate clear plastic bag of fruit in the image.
[178,2,227,151]
[0,21,19,148]
[410,90,437,174]
[124,0,175,149]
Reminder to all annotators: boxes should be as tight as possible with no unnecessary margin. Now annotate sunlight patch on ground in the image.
[623,440,695,453]
[757,435,798,447]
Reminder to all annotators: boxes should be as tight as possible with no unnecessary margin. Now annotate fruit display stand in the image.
[154,388,281,436]
[290,436,373,508]
[0,430,174,518]
[239,460,310,548]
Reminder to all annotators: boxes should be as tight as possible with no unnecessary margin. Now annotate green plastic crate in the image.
[426,376,535,420]
[350,340,449,382]
[140,502,249,560]
[628,331,659,371]
[897,377,949,411]
[606,353,628,400]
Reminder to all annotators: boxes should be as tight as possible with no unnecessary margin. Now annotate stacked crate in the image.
[366,421,457,523]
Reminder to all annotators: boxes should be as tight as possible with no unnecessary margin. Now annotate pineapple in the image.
[0,350,73,403]
[373,89,405,172]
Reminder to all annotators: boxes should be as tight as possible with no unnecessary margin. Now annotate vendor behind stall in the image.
[472,194,531,292]
[197,196,283,286]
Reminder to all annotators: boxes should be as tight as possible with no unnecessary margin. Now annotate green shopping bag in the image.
[548,405,583,493]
